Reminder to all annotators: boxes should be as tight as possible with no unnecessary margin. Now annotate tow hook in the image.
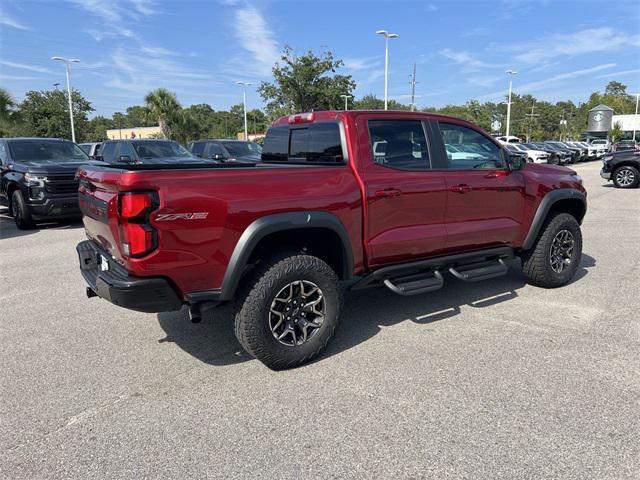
[86,287,98,298]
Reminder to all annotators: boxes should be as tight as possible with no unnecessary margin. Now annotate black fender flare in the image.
[522,188,586,250]
[217,211,354,301]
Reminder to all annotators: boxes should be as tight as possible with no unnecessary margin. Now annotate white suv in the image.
[590,139,610,156]
[508,144,550,163]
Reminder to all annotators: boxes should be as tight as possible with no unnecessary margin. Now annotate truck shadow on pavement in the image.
[156,254,596,368]
[0,208,83,239]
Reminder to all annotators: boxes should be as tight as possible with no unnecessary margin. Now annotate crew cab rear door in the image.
[358,115,448,267]
[430,120,526,250]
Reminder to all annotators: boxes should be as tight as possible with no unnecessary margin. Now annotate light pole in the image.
[375,30,399,110]
[632,93,640,141]
[505,69,517,138]
[52,57,80,142]
[340,94,352,110]
[235,81,252,140]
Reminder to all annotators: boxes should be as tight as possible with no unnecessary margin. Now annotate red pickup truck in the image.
[76,110,586,369]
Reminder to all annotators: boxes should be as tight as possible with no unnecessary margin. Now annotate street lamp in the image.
[51,56,80,143]
[632,93,640,141]
[505,69,517,138]
[235,81,252,141]
[375,30,399,110]
[340,94,352,111]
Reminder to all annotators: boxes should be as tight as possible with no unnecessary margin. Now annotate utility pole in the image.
[525,103,539,142]
[409,63,417,111]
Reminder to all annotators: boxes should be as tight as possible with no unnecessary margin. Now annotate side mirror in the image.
[119,155,132,163]
[507,153,526,171]
[212,153,226,161]
[94,155,104,161]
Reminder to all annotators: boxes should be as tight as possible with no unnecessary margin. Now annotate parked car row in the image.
[1,137,263,229]
[498,138,612,165]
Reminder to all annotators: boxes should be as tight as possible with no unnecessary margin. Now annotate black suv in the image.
[188,139,262,162]
[0,138,96,229]
[98,139,210,165]
[601,150,640,188]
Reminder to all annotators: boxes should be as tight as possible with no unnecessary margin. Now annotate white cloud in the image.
[509,28,640,64]
[596,68,640,79]
[69,0,159,41]
[0,60,53,74]
[478,63,617,101]
[0,74,38,81]
[0,11,30,30]
[232,5,279,77]
[440,49,502,70]
[425,3,438,11]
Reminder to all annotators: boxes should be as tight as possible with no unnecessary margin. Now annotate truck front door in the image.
[432,120,527,251]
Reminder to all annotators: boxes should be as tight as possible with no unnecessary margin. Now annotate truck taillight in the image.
[118,192,158,258]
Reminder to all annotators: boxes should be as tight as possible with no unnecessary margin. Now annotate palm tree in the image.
[144,88,181,139]
[0,88,15,122]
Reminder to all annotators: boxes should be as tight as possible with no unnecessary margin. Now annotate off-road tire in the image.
[234,254,342,370]
[612,165,640,189]
[521,212,582,288]
[11,190,35,230]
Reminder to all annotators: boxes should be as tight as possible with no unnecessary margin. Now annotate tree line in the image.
[0,45,636,144]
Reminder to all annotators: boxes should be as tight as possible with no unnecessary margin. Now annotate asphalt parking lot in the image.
[1,160,638,479]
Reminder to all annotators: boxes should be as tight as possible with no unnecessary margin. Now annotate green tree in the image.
[608,121,624,142]
[19,89,93,141]
[604,81,627,96]
[144,88,181,139]
[0,88,21,136]
[354,94,411,110]
[85,116,114,142]
[258,46,355,116]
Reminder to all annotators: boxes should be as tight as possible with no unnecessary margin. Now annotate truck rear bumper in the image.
[76,240,182,313]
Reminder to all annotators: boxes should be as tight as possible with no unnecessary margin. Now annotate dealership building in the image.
[585,104,640,140]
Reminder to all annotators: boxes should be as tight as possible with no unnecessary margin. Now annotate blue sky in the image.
[1,0,639,117]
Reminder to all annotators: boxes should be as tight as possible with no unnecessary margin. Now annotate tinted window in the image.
[101,142,117,162]
[439,123,504,169]
[206,143,226,157]
[133,141,191,159]
[262,126,288,162]
[262,123,343,164]
[220,141,262,157]
[7,140,89,162]
[79,144,91,155]
[191,142,205,157]
[368,120,430,170]
[117,142,136,160]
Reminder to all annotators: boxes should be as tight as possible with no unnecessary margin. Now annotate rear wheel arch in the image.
[522,189,586,251]
[219,212,354,301]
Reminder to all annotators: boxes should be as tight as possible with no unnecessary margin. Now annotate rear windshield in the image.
[262,122,343,164]
[220,141,262,157]
[133,141,192,159]
[8,140,89,162]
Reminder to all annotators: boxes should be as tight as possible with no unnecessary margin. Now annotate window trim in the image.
[366,118,434,172]
[434,120,507,171]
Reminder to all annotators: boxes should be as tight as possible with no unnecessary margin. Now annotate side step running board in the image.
[449,259,508,282]
[383,270,444,296]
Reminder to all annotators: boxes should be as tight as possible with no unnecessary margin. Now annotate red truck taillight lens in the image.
[118,192,158,258]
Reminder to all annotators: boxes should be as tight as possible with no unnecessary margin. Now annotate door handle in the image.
[450,184,472,193]
[374,188,402,198]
